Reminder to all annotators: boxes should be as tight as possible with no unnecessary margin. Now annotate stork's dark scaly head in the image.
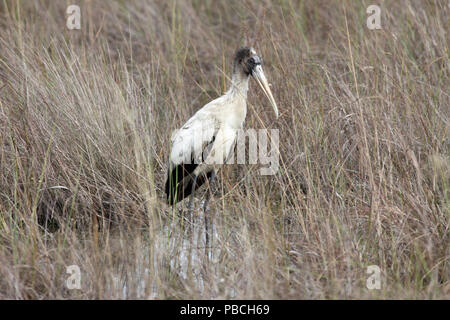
[234,47,265,77]
[233,47,279,118]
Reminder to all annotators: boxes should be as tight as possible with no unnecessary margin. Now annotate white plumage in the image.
[169,80,248,168]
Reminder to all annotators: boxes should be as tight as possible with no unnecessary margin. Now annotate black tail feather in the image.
[165,163,211,205]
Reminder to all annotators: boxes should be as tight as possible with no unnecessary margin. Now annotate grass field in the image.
[0,0,448,299]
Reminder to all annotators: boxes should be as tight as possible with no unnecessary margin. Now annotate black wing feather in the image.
[165,164,212,205]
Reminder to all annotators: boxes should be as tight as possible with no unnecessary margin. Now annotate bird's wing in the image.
[202,125,237,165]
[166,97,236,205]
[166,104,220,205]
[169,107,220,167]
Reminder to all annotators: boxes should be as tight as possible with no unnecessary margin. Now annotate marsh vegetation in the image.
[0,0,448,298]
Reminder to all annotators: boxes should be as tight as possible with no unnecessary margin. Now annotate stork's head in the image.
[233,47,279,119]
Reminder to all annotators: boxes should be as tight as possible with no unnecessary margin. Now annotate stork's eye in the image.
[248,56,261,66]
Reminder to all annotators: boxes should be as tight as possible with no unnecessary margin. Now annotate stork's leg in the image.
[203,171,216,215]
[203,171,216,252]
[188,174,198,217]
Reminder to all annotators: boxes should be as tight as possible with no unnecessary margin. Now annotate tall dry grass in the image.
[0,0,448,299]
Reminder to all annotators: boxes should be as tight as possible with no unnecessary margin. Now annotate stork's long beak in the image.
[252,64,279,119]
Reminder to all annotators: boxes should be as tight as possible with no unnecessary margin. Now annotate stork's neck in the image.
[226,71,249,99]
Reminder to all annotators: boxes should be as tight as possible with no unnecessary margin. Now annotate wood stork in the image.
[165,47,278,220]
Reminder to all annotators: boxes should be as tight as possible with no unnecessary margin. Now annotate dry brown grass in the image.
[0,0,448,299]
